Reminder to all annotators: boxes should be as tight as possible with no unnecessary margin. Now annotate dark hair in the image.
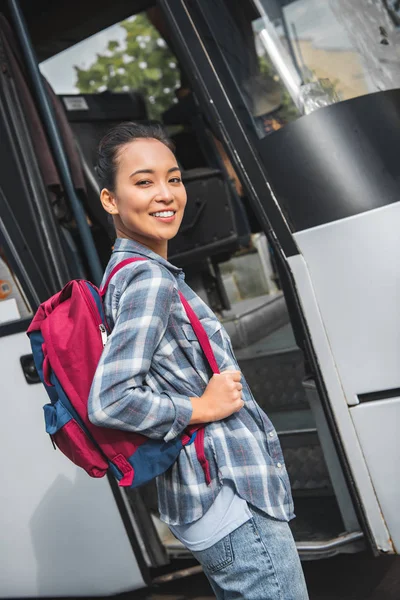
[96,121,175,191]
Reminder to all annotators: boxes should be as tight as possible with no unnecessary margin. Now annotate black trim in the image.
[0,209,45,310]
[258,90,400,231]
[0,35,68,295]
[0,317,32,338]
[106,475,151,586]
[358,388,400,403]
[20,353,41,384]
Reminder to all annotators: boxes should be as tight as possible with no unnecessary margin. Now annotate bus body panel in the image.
[287,252,393,552]
[294,201,400,405]
[0,330,145,597]
[287,199,400,552]
[350,397,400,553]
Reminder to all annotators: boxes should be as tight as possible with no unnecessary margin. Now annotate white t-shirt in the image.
[169,482,251,551]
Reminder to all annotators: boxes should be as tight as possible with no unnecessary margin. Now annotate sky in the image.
[40,23,127,94]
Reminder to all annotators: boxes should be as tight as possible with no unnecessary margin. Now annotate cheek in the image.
[180,190,187,209]
[116,188,148,216]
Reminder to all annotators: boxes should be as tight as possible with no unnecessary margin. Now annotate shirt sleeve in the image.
[88,261,193,442]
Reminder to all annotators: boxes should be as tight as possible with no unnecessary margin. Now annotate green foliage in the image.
[258,55,299,124]
[74,14,180,120]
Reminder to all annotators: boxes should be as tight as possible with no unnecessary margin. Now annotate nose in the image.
[154,182,174,204]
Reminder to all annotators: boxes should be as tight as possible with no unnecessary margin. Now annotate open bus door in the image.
[0,3,168,596]
[0,12,152,598]
[159,0,400,556]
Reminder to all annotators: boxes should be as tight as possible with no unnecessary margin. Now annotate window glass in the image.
[40,11,181,121]
[0,247,32,325]
[216,0,400,137]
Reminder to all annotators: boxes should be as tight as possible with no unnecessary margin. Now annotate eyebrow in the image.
[129,166,181,177]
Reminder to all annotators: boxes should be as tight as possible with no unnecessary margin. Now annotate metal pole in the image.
[7,0,103,285]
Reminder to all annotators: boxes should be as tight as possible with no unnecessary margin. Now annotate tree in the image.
[74,14,181,120]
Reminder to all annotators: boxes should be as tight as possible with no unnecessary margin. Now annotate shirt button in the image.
[277,462,282,468]
[269,431,275,438]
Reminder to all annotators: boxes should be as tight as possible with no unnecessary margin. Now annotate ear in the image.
[100,188,119,215]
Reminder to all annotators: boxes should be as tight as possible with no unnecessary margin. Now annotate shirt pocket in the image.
[182,317,225,377]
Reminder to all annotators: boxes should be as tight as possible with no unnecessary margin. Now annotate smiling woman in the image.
[97,122,186,259]
[88,121,308,599]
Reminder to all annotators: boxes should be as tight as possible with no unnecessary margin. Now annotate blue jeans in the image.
[191,506,309,600]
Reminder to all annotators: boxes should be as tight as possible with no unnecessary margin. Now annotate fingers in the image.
[228,381,243,396]
[235,399,245,412]
[230,381,243,398]
[221,369,242,382]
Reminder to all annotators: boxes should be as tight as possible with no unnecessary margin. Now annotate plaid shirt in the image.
[89,239,294,526]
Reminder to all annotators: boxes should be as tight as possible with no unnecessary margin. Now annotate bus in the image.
[1,0,399,596]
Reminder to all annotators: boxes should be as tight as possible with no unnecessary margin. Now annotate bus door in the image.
[160,0,400,555]
[0,164,148,599]
[0,9,154,595]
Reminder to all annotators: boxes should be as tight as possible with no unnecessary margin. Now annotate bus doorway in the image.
[159,0,400,558]
[40,2,361,559]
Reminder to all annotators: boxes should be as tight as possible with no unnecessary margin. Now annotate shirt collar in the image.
[112,238,183,275]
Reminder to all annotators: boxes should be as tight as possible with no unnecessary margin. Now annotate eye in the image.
[169,177,182,184]
[136,179,152,186]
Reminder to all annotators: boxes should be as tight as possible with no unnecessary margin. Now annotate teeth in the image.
[151,211,175,217]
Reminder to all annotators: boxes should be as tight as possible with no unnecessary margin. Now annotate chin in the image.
[158,226,181,241]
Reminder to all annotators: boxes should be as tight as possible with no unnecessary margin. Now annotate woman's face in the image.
[101,138,186,256]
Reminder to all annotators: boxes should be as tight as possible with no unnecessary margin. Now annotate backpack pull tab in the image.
[99,324,107,347]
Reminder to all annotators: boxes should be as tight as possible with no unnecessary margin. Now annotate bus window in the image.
[0,247,32,324]
[40,12,181,123]
[201,0,400,137]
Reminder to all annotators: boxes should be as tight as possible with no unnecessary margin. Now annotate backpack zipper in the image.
[99,324,107,347]
[79,282,108,347]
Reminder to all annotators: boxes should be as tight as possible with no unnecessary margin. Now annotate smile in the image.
[150,210,176,218]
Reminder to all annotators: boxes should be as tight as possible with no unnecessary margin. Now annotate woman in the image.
[88,122,309,600]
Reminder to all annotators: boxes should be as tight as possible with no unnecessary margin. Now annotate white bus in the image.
[1,0,399,596]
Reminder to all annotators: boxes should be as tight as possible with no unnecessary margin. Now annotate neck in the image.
[115,227,168,260]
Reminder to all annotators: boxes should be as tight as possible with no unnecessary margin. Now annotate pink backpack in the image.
[27,258,219,488]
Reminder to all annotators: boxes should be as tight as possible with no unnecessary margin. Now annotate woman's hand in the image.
[190,370,244,424]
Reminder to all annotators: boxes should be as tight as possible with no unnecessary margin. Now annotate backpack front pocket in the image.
[44,400,108,478]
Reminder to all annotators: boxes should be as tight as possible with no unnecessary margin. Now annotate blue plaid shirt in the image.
[89,239,294,526]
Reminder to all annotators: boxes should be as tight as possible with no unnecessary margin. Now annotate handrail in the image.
[296,531,364,555]
[7,0,103,285]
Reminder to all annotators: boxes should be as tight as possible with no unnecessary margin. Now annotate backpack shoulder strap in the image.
[100,257,146,297]
[100,257,220,375]
[179,292,220,375]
